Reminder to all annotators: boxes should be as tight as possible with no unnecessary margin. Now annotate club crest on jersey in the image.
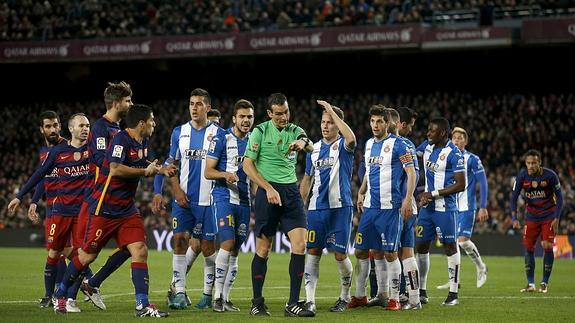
[541,181,547,187]
[532,181,538,188]
[73,152,81,161]
[440,154,446,161]
[384,145,390,153]
[138,149,143,159]
[96,137,106,150]
[332,144,338,150]
[112,145,123,158]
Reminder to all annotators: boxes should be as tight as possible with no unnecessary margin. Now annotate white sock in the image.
[337,257,353,302]
[214,249,230,300]
[447,251,461,293]
[185,246,199,275]
[416,253,430,291]
[304,254,321,303]
[387,258,401,301]
[204,253,216,295]
[223,255,238,302]
[355,258,370,298]
[459,240,485,270]
[374,259,388,298]
[402,257,420,304]
[172,254,187,294]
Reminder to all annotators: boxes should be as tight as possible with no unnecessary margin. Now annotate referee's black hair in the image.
[125,104,153,128]
[267,93,288,111]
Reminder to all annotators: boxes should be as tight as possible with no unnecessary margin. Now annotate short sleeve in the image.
[108,135,127,165]
[168,126,182,161]
[207,132,226,160]
[305,153,313,176]
[244,126,263,160]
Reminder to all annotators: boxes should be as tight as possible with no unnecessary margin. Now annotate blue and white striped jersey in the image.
[169,121,225,206]
[364,134,414,210]
[458,150,484,212]
[207,128,250,206]
[304,137,354,210]
[417,140,465,212]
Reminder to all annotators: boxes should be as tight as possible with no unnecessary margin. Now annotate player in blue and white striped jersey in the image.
[205,99,255,312]
[437,127,489,290]
[155,88,226,310]
[300,100,356,313]
[415,117,465,306]
[352,106,417,311]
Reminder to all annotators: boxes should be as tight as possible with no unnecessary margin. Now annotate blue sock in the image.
[67,266,93,299]
[132,262,149,308]
[89,248,130,288]
[542,250,554,284]
[55,255,67,286]
[44,257,59,297]
[55,257,85,299]
[525,251,535,284]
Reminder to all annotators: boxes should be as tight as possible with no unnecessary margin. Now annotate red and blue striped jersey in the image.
[89,130,149,218]
[511,167,563,221]
[84,116,121,201]
[17,140,90,217]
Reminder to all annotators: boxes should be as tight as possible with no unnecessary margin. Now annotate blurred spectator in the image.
[1,1,574,42]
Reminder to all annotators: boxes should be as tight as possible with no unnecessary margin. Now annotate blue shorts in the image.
[172,202,217,240]
[416,208,457,244]
[399,215,417,249]
[307,207,353,254]
[254,183,307,237]
[457,210,475,238]
[354,208,402,252]
[213,200,250,248]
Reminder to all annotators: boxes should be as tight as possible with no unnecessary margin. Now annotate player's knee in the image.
[416,242,430,254]
[131,245,148,262]
[355,249,369,259]
[172,234,189,253]
[334,252,347,261]
[201,240,216,256]
[457,236,469,243]
[541,241,553,250]
[384,252,397,262]
[444,243,458,256]
[219,239,235,252]
[290,239,306,254]
[47,249,60,259]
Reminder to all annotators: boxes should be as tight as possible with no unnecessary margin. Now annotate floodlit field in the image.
[1,248,574,322]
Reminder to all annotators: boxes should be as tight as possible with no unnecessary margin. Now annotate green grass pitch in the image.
[0,247,574,322]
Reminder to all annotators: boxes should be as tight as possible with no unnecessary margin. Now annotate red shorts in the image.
[47,215,79,251]
[76,201,90,244]
[523,219,555,252]
[83,213,146,254]
[44,217,52,250]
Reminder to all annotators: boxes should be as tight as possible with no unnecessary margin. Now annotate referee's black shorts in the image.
[254,182,307,238]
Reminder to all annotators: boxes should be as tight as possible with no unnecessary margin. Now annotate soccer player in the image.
[437,127,489,290]
[80,81,133,311]
[243,93,315,317]
[353,106,416,311]
[300,100,355,313]
[159,88,225,310]
[27,111,67,308]
[511,149,563,293]
[388,107,422,310]
[415,117,465,306]
[8,113,90,312]
[52,104,175,317]
[205,99,255,312]
[207,109,222,125]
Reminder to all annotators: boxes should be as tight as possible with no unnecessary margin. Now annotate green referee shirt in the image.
[244,120,307,184]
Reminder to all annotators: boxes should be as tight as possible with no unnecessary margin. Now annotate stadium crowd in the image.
[1,0,574,41]
[0,91,573,235]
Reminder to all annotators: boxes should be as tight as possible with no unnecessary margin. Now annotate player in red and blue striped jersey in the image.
[300,100,355,314]
[205,99,255,312]
[80,81,133,310]
[53,104,176,317]
[511,149,563,294]
[11,111,66,308]
[9,113,92,311]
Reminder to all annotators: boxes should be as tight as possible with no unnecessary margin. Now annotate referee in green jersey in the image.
[243,93,315,317]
